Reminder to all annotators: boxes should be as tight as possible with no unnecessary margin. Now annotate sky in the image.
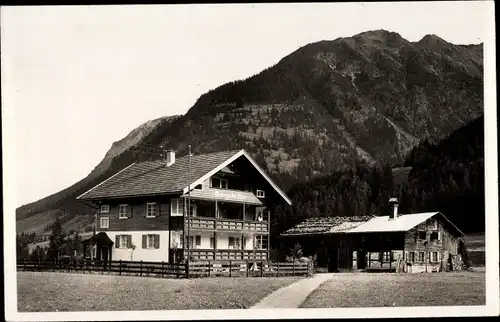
[1,2,495,208]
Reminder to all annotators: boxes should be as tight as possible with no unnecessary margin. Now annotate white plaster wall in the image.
[104,231,170,262]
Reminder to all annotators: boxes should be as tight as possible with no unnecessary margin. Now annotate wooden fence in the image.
[16,259,186,278]
[16,259,313,279]
[188,260,313,277]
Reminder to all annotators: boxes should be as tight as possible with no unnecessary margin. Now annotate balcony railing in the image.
[188,249,268,261]
[189,217,268,232]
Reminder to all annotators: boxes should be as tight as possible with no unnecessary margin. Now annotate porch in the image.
[81,232,114,262]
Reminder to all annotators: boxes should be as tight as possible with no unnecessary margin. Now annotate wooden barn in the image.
[280,198,465,273]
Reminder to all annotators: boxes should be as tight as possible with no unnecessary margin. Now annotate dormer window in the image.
[100,205,110,213]
[256,190,265,198]
[211,177,228,189]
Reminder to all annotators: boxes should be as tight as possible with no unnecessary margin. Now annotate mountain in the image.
[271,116,484,244]
[16,29,483,234]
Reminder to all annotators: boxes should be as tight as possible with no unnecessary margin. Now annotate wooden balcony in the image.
[189,217,269,232]
[188,249,268,261]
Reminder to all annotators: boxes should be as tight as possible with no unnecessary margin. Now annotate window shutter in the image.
[142,235,147,249]
[116,235,120,248]
[438,231,441,241]
[157,204,161,217]
[154,235,160,249]
[127,235,132,248]
[437,251,441,262]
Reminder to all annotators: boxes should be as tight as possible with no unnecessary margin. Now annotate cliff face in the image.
[16,30,483,234]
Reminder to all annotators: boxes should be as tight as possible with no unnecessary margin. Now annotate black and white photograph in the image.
[2,2,498,321]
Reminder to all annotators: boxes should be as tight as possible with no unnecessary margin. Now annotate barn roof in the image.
[281,212,465,237]
[281,216,374,236]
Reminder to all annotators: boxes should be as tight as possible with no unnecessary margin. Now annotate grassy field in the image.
[17,272,302,311]
[300,272,485,308]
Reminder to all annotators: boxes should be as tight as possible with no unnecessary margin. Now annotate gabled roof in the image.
[350,212,439,233]
[77,150,241,200]
[77,149,292,205]
[281,212,465,236]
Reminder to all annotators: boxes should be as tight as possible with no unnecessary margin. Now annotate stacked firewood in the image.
[450,254,465,271]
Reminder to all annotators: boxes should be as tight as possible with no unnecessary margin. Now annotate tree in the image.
[16,233,30,261]
[289,242,303,261]
[47,218,65,260]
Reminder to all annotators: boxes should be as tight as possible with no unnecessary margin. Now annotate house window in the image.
[179,232,184,248]
[195,184,203,190]
[211,177,228,189]
[256,190,265,198]
[119,204,129,219]
[100,217,109,229]
[430,231,439,241]
[116,235,129,249]
[256,207,265,221]
[228,237,240,250]
[100,205,110,213]
[210,237,215,249]
[242,237,247,250]
[432,252,439,262]
[188,235,201,248]
[143,234,159,249]
[146,203,157,218]
[255,235,268,250]
[418,252,425,262]
[417,231,427,240]
[171,199,183,216]
[382,251,391,262]
[409,252,415,263]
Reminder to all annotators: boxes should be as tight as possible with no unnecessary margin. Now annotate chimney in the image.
[389,197,398,220]
[165,150,176,166]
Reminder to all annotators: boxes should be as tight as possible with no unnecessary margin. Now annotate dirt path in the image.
[249,273,334,309]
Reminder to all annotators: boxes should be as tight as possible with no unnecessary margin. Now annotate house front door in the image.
[101,246,109,261]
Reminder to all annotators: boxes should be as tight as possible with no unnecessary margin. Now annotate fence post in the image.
[208,261,211,277]
[246,261,249,277]
[261,261,264,277]
[161,261,164,279]
[140,261,143,277]
[185,262,189,279]
[119,260,122,276]
[229,260,232,277]
[293,260,295,276]
[277,262,280,277]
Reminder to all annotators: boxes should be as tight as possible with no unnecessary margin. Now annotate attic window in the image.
[100,205,110,213]
[256,190,265,198]
[211,177,228,189]
[417,231,427,240]
[430,231,440,241]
